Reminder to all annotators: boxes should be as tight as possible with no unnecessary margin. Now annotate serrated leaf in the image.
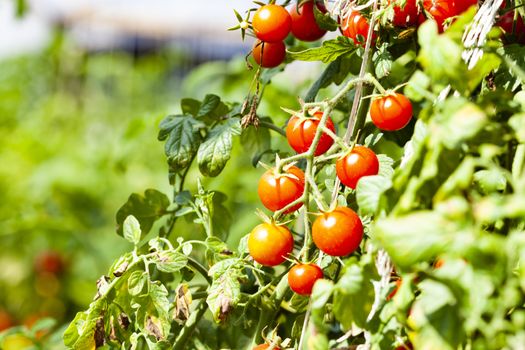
[158,115,203,172]
[116,189,170,237]
[206,259,244,323]
[153,251,188,273]
[373,44,393,79]
[288,38,356,63]
[123,215,142,245]
[198,118,241,177]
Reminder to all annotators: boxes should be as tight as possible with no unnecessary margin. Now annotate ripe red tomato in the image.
[341,10,376,46]
[312,207,364,256]
[0,310,13,332]
[35,250,64,275]
[248,223,294,266]
[288,263,323,295]
[258,166,305,213]
[336,145,379,189]
[289,1,327,42]
[252,40,286,68]
[422,0,476,32]
[370,93,413,131]
[253,345,280,350]
[422,0,457,32]
[286,111,335,156]
[252,4,292,42]
[390,0,420,27]
[497,4,525,44]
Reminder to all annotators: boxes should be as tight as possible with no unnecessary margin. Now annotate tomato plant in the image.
[370,92,413,131]
[289,1,327,41]
[285,111,335,155]
[336,145,380,189]
[58,1,525,349]
[257,165,305,213]
[252,4,292,42]
[288,263,323,295]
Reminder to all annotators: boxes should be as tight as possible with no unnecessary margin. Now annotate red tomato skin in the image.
[422,0,476,32]
[252,41,286,68]
[370,93,413,131]
[390,0,420,27]
[497,4,525,44]
[423,0,457,32]
[288,263,324,295]
[258,166,305,213]
[312,207,364,257]
[286,111,335,156]
[341,11,376,46]
[248,223,294,266]
[289,1,327,41]
[253,4,292,42]
[253,345,280,350]
[336,145,380,189]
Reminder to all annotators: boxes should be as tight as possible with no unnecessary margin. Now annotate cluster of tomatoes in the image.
[249,93,414,297]
[249,0,523,69]
[251,1,327,68]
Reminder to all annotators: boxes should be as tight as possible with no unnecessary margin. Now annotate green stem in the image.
[259,120,286,137]
[172,301,207,350]
[187,256,212,284]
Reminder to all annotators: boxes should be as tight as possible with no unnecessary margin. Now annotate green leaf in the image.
[206,259,244,323]
[373,44,393,79]
[311,279,334,310]
[116,189,170,237]
[510,113,525,142]
[158,115,203,172]
[197,94,230,121]
[128,271,148,296]
[180,98,201,116]
[374,211,462,269]
[197,118,241,177]
[63,299,105,348]
[123,215,142,245]
[288,38,356,63]
[473,169,507,194]
[357,175,393,216]
[314,5,339,31]
[153,251,188,273]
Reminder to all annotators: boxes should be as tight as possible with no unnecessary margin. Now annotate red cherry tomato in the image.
[289,1,327,42]
[341,10,376,46]
[253,345,280,350]
[35,250,64,275]
[252,4,292,42]
[286,111,335,156]
[312,207,364,256]
[288,263,323,295]
[258,166,305,213]
[336,145,379,189]
[423,0,475,32]
[497,3,525,44]
[252,40,286,68]
[390,0,420,27]
[422,0,457,32]
[370,93,413,131]
[248,223,294,266]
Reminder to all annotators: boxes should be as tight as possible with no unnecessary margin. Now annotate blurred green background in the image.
[0,16,321,342]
